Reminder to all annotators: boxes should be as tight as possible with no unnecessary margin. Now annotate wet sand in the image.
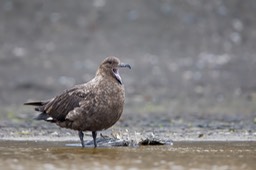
[0,141,255,170]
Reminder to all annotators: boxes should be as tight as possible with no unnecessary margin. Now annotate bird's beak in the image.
[118,63,131,69]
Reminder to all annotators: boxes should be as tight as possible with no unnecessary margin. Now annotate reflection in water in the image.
[0,141,255,170]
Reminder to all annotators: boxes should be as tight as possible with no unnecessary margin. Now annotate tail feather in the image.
[25,100,55,122]
[24,101,45,106]
[24,101,48,112]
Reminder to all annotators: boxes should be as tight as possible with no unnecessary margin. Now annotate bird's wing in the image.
[42,85,92,121]
[64,90,97,121]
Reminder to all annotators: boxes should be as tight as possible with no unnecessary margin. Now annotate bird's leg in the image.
[92,131,97,148]
[78,131,85,148]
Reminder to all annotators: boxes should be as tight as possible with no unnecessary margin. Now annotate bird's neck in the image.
[95,69,123,86]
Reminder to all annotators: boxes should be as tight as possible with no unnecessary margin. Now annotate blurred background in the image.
[0,0,256,127]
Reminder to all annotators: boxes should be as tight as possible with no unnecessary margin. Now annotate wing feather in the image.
[42,86,91,121]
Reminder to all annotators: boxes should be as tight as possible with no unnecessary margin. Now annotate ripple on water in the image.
[0,141,255,170]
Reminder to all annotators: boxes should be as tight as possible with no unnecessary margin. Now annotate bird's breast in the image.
[85,81,125,130]
[99,82,125,108]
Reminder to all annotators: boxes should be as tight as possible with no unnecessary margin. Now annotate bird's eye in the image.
[108,61,112,64]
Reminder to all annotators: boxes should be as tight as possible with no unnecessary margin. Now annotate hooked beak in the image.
[112,63,131,85]
[118,63,131,69]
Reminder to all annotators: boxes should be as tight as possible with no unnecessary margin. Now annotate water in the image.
[0,141,255,170]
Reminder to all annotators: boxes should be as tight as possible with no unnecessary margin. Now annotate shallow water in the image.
[0,141,255,170]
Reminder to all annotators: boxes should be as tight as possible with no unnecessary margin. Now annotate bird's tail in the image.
[24,101,45,106]
[24,101,54,122]
[24,101,48,112]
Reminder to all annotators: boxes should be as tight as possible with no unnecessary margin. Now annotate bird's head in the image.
[97,56,131,85]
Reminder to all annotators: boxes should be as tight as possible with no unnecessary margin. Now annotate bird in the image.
[24,56,131,148]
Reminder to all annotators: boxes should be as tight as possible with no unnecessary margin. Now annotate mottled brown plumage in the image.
[24,56,131,147]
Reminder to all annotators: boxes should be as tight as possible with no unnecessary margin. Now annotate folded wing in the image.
[25,86,93,122]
